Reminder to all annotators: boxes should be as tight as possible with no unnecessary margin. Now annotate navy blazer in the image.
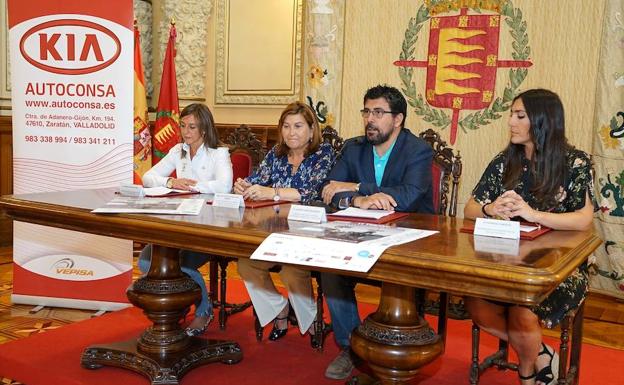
[326,128,434,213]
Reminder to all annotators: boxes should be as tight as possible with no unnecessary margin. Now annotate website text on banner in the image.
[7,0,134,311]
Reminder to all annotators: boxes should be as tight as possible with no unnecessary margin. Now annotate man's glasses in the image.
[360,108,394,119]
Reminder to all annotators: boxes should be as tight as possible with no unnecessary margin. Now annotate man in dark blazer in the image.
[320,84,434,380]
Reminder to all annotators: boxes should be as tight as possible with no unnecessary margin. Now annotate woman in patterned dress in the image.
[464,89,595,385]
[233,102,335,347]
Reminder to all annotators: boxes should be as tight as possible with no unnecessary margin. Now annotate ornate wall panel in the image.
[0,117,13,245]
[215,0,302,105]
[134,0,154,99]
[302,0,345,134]
[590,0,624,299]
[158,0,212,100]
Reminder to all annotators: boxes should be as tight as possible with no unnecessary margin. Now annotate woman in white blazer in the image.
[140,103,232,336]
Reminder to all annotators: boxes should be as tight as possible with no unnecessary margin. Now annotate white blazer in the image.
[142,143,233,193]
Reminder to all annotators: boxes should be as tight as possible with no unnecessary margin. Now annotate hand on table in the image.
[171,178,197,191]
[322,181,358,204]
[355,193,397,211]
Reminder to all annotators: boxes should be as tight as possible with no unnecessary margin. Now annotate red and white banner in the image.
[8,0,134,310]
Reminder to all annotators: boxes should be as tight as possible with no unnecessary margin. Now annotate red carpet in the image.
[0,280,621,385]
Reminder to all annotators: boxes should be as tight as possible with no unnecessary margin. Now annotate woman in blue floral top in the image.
[234,102,335,347]
[464,89,595,385]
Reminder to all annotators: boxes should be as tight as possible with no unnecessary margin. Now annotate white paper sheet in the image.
[251,221,437,272]
[330,207,395,219]
[92,197,205,215]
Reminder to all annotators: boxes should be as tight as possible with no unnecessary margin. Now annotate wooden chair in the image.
[415,128,466,345]
[418,128,462,217]
[310,126,344,349]
[321,125,344,155]
[209,124,267,329]
[469,296,585,385]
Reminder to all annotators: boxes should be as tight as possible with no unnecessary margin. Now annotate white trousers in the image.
[237,258,316,334]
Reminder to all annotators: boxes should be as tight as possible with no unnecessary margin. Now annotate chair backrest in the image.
[230,151,253,181]
[321,125,344,155]
[418,128,462,217]
[222,124,267,181]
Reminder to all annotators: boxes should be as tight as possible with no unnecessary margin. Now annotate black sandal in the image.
[535,342,559,385]
[519,371,536,384]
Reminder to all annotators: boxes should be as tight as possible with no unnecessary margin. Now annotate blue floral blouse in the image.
[246,142,335,204]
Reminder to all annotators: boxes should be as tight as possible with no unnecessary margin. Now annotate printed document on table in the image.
[331,207,394,219]
[92,197,205,215]
[250,221,437,272]
[143,187,190,196]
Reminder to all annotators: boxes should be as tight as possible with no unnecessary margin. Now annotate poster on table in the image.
[7,0,134,310]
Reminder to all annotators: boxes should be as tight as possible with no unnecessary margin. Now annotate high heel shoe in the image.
[310,333,320,349]
[268,303,293,341]
[185,313,214,337]
[268,315,289,341]
[308,318,322,349]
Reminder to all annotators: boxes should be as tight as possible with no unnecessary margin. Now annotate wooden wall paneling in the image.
[0,116,12,246]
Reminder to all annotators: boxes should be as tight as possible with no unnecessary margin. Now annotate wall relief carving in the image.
[158,0,212,100]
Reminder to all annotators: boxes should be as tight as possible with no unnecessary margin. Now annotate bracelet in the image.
[481,203,491,218]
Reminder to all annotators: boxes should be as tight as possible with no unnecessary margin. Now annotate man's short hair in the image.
[363,85,407,127]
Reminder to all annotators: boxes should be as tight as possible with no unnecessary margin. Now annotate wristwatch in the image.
[355,183,361,193]
[166,178,174,188]
[338,196,351,209]
[273,187,281,201]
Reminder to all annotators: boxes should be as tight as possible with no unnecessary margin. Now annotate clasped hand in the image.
[321,181,358,204]
[489,190,537,222]
[233,178,272,201]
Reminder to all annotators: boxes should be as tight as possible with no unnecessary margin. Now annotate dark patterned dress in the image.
[471,148,595,328]
[246,142,335,204]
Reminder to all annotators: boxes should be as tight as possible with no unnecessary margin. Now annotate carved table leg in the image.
[350,282,444,385]
[81,245,242,385]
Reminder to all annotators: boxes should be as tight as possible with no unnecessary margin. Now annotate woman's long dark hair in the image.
[502,89,572,208]
[179,103,219,158]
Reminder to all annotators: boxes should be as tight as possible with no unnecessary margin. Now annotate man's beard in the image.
[366,123,392,145]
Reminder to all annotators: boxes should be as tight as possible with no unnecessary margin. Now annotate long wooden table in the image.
[0,189,601,385]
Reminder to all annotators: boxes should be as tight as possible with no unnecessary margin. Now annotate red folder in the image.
[327,211,409,224]
[243,200,291,209]
[460,222,551,240]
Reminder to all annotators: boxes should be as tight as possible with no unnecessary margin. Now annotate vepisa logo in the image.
[19,19,121,75]
[21,254,125,281]
[52,257,94,276]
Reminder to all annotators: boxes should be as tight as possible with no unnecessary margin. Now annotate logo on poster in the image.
[19,19,121,75]
[21,254,124,281]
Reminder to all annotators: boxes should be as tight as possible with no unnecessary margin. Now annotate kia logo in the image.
[19,19,121,75]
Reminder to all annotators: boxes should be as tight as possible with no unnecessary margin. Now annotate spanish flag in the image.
[152,21,181,165]
[132,21,152,184]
